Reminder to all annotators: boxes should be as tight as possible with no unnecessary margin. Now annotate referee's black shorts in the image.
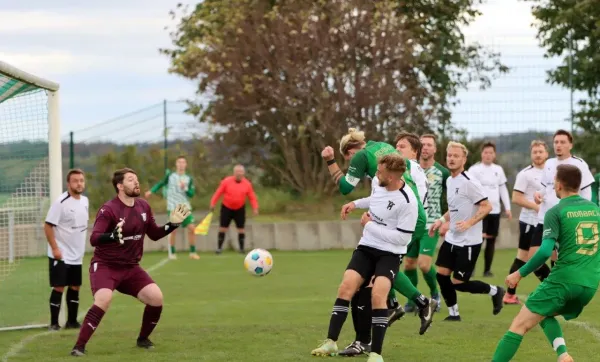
[48,258,82,287]
[219,205,246,229]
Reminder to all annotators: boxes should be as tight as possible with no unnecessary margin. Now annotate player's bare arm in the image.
[457,199,492,232]
[512,191,540,213]
[44,222,62,260]
[322,146,345,184]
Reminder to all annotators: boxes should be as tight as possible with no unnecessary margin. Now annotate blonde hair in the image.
[379,153,406,175]
[530,139,548,151]
[447,141,468,157]
[339,128,366,155]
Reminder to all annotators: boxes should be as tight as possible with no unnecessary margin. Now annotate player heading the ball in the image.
[70,168,190,357]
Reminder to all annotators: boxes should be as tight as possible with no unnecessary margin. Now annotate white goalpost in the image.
[0,60,62,331]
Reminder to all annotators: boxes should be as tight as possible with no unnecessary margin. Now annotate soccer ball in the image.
[244,248,273,276]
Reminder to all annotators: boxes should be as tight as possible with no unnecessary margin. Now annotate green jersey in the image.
[423,161,450,225]
[592,173,600,206]
[543,195,600,288]
[339,140,426,230]
[150,170,195,211]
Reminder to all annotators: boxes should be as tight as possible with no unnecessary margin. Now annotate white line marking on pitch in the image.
[1,258,170,362]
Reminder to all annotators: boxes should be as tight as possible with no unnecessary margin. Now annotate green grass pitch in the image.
[0,249,599,361]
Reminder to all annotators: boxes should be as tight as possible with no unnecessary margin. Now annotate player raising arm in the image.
[429,142,505,321]
[311,154,434,362]
[491,164,600,362]
[503,140,548,304]
[71,168,190,356]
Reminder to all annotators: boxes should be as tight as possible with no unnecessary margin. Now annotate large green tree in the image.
[526,0,600,168]
[162,0,507,194]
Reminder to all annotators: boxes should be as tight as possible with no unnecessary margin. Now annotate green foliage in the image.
[526,0,600,169]
[161,0,507,195]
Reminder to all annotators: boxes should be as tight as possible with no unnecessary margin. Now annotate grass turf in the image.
[0,249,599,361]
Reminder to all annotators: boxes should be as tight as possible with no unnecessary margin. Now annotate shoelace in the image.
[345,341,363,352]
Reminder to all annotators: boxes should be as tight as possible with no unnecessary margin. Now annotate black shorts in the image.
[49,258,82,287]
[435,241,481,282]
[530,223,544,248]
[220,205,246,229]
[346,245,401,284]
[518,221,536,250]
[482,213,501,237]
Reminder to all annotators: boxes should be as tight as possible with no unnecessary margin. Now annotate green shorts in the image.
[526,280,597,321]
[167,210,195,228]
[406,226,437,258]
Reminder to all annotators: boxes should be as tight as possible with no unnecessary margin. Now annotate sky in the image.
[0,0,578,144]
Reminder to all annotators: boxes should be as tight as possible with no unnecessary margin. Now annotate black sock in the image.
[354,287,372,344]
[49,289,63,325]
[387,294,398,309]
[533,263,551,281]
[436,273,457,307]
[454,280,492,294]
[238,233,245,251]
[484,237,496,273]
[371,309,389,355]
[507,258,526,294]
[327,298,350,341]
[217,232,225,250]
[66,288,80,323]
[551,260,556,268]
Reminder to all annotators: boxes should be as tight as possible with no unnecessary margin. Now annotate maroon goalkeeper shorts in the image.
[89,262,155,297]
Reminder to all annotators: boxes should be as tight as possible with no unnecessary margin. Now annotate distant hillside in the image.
[0,131,568,195]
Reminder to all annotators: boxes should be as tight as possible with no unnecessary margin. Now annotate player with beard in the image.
[430,142,505,321]
[503,140,548,305]
[70,168,191,356]
[530,130,594,283]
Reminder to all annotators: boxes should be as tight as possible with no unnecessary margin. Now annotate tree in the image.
[526,0,600,168]
[162,0,507,194]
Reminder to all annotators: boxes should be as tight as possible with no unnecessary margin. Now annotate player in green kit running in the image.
[491,164,600,362]
[320,128,437,357]
[145,156,199,260]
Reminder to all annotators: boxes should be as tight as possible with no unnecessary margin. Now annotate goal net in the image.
[0,61,61,331]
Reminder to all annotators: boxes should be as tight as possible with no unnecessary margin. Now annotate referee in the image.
[44,169,89,331]
[210,165,259,254]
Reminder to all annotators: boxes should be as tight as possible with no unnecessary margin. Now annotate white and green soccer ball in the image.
[244,248,273,276]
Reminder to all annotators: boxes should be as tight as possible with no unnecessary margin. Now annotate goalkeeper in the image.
[145,155,199,260]
[71,168,191,356]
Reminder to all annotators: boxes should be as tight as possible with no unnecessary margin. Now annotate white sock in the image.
[448,304,459,316]
[489,285,498,296]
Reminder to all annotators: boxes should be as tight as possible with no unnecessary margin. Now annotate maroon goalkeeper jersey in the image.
[90,197,171,267]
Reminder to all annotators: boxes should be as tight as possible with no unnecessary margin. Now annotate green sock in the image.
[170,245,176,254]
[393,272,421,302]
[190,245,196,253]
[492,331,523,362]
[405,269,418,287]
[540,317,567,356]
[422,266,439,295]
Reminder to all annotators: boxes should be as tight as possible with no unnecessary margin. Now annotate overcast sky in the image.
[0,0,576,143]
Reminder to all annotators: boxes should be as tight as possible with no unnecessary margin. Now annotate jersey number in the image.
[575,222,599,256]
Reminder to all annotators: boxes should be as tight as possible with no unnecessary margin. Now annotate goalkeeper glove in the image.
[168,204,191,227]
[98,218,124,244]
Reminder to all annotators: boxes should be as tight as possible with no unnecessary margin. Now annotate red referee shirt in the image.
[210,176,259,210]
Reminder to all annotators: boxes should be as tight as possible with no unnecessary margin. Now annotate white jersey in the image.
[409,159,429,206]
[513,165,544,226]
[353,176,419,255]
[537,156,594,224]
[468,162,510,214]
[45,192,89,265]
[445,171,488,246]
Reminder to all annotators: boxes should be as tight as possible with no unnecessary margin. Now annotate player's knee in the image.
[53,286,65,293]
[338,271,361,299]
[69,286,80,291]
[370,278,391,308]
[417,258,432,272]
[404,257,417,269]
[238,229,245,234]
[451,278,465,285]
[93,289,113,311]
